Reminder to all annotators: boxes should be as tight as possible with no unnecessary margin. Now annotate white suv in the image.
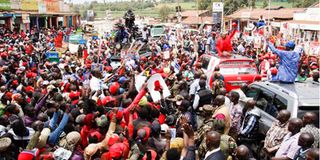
[242,81,319,135]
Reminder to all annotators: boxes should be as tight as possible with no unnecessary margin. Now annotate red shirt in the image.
[216,29,237,56]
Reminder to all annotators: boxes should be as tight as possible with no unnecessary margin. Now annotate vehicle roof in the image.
[200,54,254,62]
[251,81,320,106]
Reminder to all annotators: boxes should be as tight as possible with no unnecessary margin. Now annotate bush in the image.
[158,5,171,21]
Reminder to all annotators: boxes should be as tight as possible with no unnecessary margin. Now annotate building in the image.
[169,10,213,28]
[0,0,80,31]
[271,2,320,41]
[225,6,305,31]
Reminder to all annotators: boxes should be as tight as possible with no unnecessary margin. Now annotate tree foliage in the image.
[197,0,256,15]
[295,0,317,7]
[262,0,268,8]
[158,5,171,22]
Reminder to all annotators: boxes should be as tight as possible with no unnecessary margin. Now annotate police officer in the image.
[192,79,212,112]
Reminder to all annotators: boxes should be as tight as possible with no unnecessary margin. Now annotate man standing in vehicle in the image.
[267,39,303,83]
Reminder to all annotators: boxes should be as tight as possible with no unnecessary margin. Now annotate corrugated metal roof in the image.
[226,8,305,20]
[181,16,212,25]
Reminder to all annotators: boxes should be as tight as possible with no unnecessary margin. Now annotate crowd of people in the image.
[0,18,318,160]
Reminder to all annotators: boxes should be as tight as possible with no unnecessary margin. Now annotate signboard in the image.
[212,12,222,24]
[22,14,30,23]
[38,1,46,14]
[21,0,38,11]
[63,3,70,12]
[212,2,223,32]
[59,0,64,12]
[69,34,83,44]
[46,51,59,63]
[147,74,171,102]
[69,43,79,54]
[10,0,21,10]
[212,2,223,12]
[241,12,251,19]
[0,0,11,10]
[87,10,94,17]
[45,0,59,13]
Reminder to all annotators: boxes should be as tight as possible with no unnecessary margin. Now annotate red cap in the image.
[108,134,120,146]
[102,143,129,160]
[102,96,116,106]
[141,56,147,62]
[270,54,276,60]
[1,52,8,58]
[83,113,95,126]
[69,91,80,100]
[108,110,123,121]
[105,66,113,72]
[25,86,34,93]
[232,22,237,28]
[89,131,102,142]
[26,72,37,78]
[270,68,278,75]
[109,82,120,95]
[12,80,19,86]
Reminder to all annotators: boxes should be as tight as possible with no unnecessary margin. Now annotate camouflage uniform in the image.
[197,118,215,159]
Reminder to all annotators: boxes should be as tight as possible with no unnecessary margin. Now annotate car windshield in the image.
[151,27,164,35]
[219,61,257,75]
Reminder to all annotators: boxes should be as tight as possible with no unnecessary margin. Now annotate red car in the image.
[198,55,261,92]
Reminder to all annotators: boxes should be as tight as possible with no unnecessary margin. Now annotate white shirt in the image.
[192,94,200,110]
[204,147,221,160]
[224,96,231,108]
[90,76,103,91]
[189,78,200,96]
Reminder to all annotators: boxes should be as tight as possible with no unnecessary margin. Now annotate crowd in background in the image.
[0,19,318,160]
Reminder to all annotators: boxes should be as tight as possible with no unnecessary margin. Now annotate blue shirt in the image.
[267,42,301,83]
[207,36,216,53]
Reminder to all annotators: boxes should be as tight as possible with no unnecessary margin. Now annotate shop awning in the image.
[287,20,320,31]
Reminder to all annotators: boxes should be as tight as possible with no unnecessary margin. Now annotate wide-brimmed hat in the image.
[0,137,11,151]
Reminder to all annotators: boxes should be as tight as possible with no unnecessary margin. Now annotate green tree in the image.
[158,5,171,22]
[224,0,241,15]
[295,0,317,7]
[198,0,211,10]
[262,0,268,8]
[250,0,256,8]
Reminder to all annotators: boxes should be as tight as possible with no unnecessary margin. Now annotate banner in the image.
[212,2,223,12]
[45,0,59,13]
[38,1,46,14]
[63,3,70,12]
[147,73,171,102]
[0,0,11,10]
[69,43,79,54]
[59,0,63,12]
[22,14,30,23]
[10,0,21,10]
[21,0,38,11]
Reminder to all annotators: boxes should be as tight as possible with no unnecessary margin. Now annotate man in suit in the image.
[204,131,226,160]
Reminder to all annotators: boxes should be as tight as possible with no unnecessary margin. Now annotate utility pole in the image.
[197,0,199,28]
